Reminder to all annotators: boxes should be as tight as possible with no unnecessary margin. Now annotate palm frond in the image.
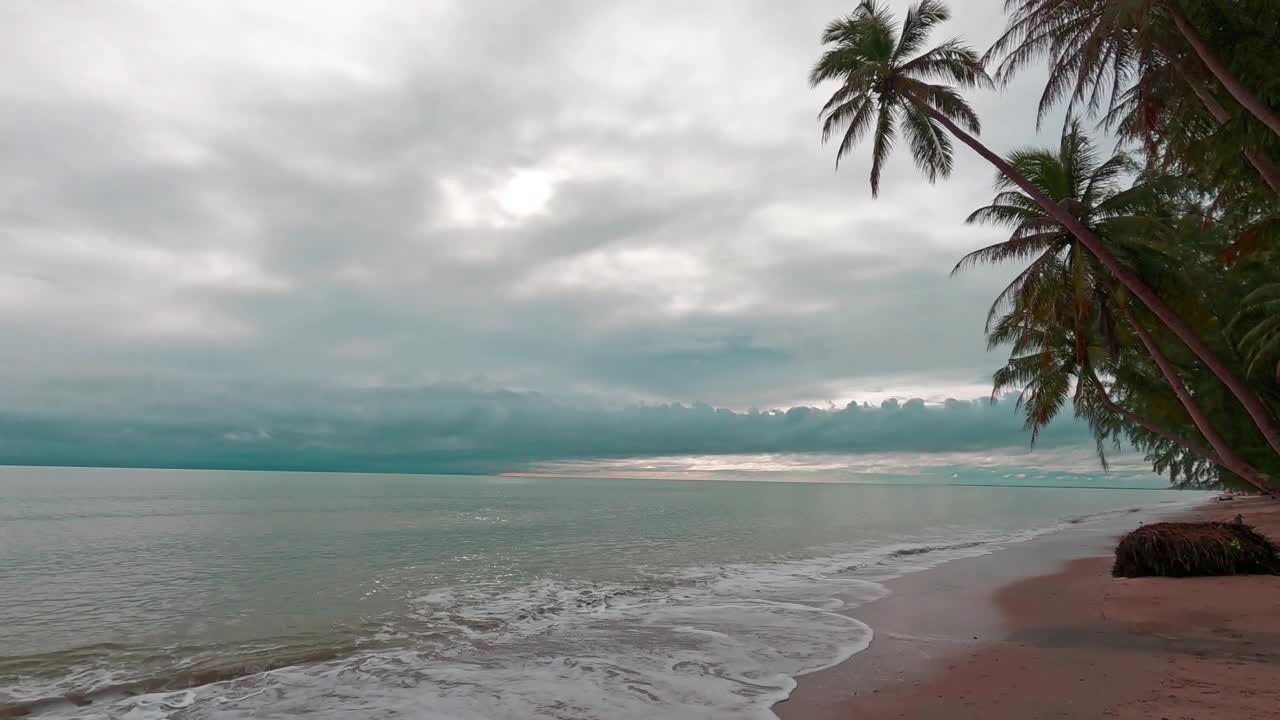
[900,101,954,183]
[901,38,991,88]
[827,97,878,169]
[896,0,951,60]
[868,100,898,197]
[904,81,982,133]
[981,247,1064,335]
[952,232,1063,276]
[964,203,1041,228]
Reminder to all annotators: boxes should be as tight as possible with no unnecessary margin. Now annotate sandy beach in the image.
[778,496,1280,720]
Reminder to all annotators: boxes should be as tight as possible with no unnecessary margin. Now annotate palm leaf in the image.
[952,232,1062,276]
[900,101,954,183]
[868,99,898,197]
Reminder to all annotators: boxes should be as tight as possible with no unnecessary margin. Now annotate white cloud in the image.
[0,0,1068,416]
[513,245,769,319]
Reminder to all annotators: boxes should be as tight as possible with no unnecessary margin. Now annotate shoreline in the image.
[2,486,1259,719]
[777,495,1280,719]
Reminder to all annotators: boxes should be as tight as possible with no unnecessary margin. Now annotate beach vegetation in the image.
[811,0,1280,493]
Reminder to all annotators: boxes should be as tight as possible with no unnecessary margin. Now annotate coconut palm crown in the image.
[955,125,1160,443]
[809,0,993,196]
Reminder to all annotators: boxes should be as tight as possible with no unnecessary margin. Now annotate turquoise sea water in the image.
[0,464,1197,719]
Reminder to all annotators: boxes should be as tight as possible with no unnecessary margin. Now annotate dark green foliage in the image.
[1112,521,1280,577]
[978,0,1280,492]
[1118,212,1280,492]
[955,124,1169,454]
[813,0,1280,492]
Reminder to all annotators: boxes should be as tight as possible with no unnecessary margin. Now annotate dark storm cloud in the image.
[0,382,1097,474]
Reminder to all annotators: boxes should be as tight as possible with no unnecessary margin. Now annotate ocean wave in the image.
[5,497,1201,720]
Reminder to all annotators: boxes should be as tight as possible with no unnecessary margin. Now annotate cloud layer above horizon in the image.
[0,382,1108,474]
[0,1,1090,467]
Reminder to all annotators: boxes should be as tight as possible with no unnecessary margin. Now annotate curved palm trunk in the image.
[1122,306,1276,494]
[1168,4,1280,139]
[1243,149,1280,196]
[910,93,1280,459]
[1084,367,1221,466]
[1186,78,1280,194]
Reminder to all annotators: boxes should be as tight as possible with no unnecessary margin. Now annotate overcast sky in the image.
[1,0,1067,422]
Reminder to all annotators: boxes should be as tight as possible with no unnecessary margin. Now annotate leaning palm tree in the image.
[987,0,1280,138]
[992,304,1277,493]
[953,124,1141,363]
[1117,301,1277,493]
[987,0,1280,194]
[811,0,1280,458]
[984,303,1212,479]
[955,126,1276,492]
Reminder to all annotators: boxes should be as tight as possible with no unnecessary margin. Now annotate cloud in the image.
[0,0,1078,456]
[0,381,1105,475]
[523,447,1165,488]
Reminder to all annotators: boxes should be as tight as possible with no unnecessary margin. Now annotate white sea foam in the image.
[71,593,875,719]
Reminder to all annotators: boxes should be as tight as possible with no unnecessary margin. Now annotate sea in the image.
[0,459,1202,719]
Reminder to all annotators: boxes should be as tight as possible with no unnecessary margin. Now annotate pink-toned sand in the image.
[778,497,1280,720]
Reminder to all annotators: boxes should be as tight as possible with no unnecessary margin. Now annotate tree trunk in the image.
[910,92,1280,459]
[1122,306,1277,494]
[1169,3,1280,138]
[1084,367,1219,464]
[1243,149,1280,195]
[1186,77,1280,194]
[1188,76,1232,124]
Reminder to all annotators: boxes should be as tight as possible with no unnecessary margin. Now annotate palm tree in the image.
[809,0,991,196]
[1118,301,1276,493]
[1160,2,1280,137]
[987,0,1280,138]
[954,126,1276,492]
[1013,315,1275,492]
[987,0,1280,193]
[811,0,1280,458]
[1105,52,1280,194]
[985,305,1236,480]
[953,125,1141,344]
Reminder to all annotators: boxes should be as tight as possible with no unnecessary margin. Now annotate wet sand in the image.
[778,496,1280,720]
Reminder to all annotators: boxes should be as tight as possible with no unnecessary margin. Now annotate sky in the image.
[0,1,1102,472]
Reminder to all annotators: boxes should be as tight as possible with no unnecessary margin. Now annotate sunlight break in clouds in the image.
[516,448,1166,488]
[437,168,559,231]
